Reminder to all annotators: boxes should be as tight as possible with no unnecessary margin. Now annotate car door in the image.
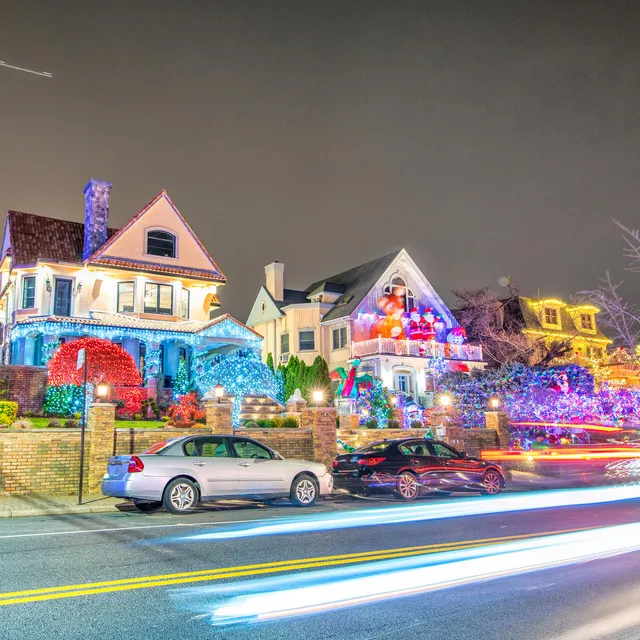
[230,438,288,495]
[427,442,479,488]
[183,436,240,498]
[397,441,445,489]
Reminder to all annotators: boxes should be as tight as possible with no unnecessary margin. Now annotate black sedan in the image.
[332,438,505,501]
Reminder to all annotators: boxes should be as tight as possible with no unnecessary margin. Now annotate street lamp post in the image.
[312,390,324,407]
[95,381,109,403]
[214,384,224,404]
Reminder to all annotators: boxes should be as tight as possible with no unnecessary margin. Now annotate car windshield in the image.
[143,439,180,455]
[354,442,390,454]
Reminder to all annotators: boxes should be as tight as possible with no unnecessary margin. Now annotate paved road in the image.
[1,493,640,640]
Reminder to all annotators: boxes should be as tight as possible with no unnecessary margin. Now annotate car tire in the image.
[395,471,419,501]
[481,470,503,495]
[163,478,199,514]
[290,474,318,507]
[132,499,162,513]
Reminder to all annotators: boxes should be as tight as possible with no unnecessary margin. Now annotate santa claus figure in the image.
[407,307,423,341]
[549,372,570,394]
[420,309,437,342]
[370,289,406,340]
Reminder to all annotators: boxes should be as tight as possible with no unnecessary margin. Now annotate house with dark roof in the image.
[0,179,261,392]
[247,249,484,408]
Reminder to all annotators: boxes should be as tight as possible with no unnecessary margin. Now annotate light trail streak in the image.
[177,485,640,542]
[481,447,640,461]
[0,61,52,78]
[511,421,624,432]
[202,523,640,625]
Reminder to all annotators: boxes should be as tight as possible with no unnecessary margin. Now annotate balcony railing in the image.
[351,338,483,362]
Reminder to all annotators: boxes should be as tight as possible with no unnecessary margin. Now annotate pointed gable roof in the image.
[88,191,226,282]
[306,250,402,322]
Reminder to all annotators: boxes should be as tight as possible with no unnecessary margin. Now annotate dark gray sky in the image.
[2,1,639,320]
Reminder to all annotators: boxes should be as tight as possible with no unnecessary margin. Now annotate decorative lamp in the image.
[439,394,452,408]
[96,381,109,402]
[490,398,500,409]
[214,384,224,403]
[312,390,324,405]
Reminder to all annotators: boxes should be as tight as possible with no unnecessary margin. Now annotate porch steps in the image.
[239,395,286,423]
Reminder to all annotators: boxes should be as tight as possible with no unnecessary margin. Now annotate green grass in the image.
[25,417,169,429]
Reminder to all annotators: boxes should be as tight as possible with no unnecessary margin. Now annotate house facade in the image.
[247,249,484,410]
[501,296,612,362]
[0,179,261,394]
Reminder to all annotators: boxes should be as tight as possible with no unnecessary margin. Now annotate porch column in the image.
[24,335,36,366]
[145,341,161,396]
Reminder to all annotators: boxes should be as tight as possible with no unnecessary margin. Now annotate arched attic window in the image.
[146,230,176,258]
[383,276,415,312]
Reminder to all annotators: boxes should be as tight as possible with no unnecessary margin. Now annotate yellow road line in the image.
[0,527,587,606]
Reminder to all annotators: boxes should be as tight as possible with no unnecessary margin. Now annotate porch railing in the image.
[350,338,483,361]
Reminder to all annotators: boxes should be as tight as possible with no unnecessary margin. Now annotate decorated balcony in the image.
[351,338,483,362]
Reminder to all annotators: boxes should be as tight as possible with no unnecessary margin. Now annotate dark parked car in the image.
[332,438,505,501]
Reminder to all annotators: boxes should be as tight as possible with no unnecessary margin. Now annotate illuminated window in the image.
[117,281,135,313]
[180,288,190,319]
[146,230,176,258]
[581,314,593,330]
[384,277,415,312]
[544,308,558,325]
[144,283,173,314]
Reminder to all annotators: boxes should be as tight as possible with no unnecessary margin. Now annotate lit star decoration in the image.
[196,351,279,427]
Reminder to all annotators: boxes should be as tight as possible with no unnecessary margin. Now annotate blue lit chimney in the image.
[83,178,112,260]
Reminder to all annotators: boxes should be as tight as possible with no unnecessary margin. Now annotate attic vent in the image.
[335,295,354,306]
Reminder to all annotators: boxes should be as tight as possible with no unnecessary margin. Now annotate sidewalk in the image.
[0,493,125,518]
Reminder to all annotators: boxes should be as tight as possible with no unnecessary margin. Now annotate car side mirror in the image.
[460,451,467,458]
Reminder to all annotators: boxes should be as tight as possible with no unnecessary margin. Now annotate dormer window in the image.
[384,276,415,312]
[146,230,176,258]
[580,313,594,330]
[544,307,558,325]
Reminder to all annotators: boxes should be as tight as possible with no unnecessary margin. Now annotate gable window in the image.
[384,276,415,312]
[180,288,190,319]
[580,313,593,330]
[117,281,135,313]
[21,276,36,309]
[332,326,348,350]
[544,307,558,325]
[144,283,173,315]
[280,333,290,354]
[146,230,176,258]
[299,329,315,351]
[53,278,73,316]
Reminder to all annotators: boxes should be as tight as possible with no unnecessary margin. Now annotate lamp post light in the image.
[390,395,398,406]
[95,381,109,403]
[312,389,324,407]
[214,384,224,404]
[439,394,452,409]
[490,397,500,409]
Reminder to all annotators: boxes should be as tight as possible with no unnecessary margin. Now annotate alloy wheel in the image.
[295,479,317,504]
[483,471,502,495]
[170,483,195,510]
[397,473,419,500]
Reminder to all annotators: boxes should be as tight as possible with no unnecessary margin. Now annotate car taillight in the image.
[357,456,386,466]
[332,460,339,468]
[128,456,144,473]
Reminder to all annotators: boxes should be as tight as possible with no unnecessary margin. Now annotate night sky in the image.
[2,1,639,320]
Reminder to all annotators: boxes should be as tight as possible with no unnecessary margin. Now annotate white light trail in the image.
[0,61,52,78]
[204,522,640,625]
[181,485,640,542]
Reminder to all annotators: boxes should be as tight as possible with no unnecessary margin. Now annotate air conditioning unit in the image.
[279,353,290,364]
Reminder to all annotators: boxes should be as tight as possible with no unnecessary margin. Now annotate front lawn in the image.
[27,417,169,429]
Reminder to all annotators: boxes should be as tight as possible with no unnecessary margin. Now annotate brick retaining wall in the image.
[0,365,48,415]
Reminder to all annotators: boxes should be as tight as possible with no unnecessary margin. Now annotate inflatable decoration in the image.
[330,358,374,398]
[370,288,406,340]
[421,309,437,342]
[407,307,424,341]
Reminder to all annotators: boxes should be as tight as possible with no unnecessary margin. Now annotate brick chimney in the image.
[83,179,112,260]
[265,261,284,302]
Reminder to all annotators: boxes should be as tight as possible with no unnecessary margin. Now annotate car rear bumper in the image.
[101,475,164,501]
[318,473,334,496]
[333,472,396,493]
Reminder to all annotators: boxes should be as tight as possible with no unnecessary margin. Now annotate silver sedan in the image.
[101,434,333,513]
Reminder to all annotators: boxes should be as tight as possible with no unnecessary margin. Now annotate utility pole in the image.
[0,60,52,79]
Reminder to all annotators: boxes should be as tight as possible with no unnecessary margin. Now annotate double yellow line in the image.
[0,528,583,606]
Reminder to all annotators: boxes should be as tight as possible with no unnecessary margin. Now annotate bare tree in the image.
[452,287,574,367]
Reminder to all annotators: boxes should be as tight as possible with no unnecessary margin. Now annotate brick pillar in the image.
[392,407,405,429]
[86,403,116,491]
[485,411,510,448]
[302,406,337,469]
[203,398,233,434]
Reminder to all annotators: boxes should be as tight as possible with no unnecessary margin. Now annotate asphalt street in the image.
[1,493,640,640]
